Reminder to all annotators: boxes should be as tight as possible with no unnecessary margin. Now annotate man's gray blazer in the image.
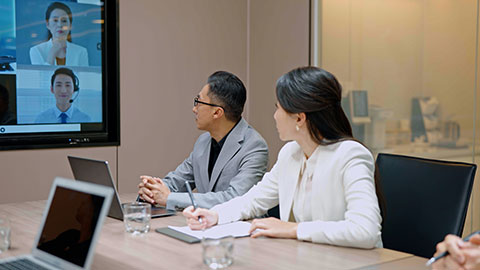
[163,118,268,210]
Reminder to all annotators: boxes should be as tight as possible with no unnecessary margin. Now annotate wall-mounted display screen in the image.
[0,0,119,150]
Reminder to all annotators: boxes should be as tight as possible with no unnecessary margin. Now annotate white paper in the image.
[168,221,252,239]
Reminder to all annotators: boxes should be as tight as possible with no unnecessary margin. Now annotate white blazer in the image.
[29,40,89,66]
[211,140,382,249]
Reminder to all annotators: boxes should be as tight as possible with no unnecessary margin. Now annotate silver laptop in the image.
[68,156,176,220]
[0,177,113,270]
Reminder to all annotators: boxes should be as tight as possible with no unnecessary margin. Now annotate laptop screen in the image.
[36,186,105,267]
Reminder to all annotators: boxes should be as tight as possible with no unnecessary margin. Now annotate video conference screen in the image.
[0,0,104,135]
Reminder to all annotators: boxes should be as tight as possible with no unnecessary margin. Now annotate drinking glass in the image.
[122,202,151,234]
[202,236,234,269]
[0,216,10,253]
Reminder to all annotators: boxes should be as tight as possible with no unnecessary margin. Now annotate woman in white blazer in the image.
[30,2,88,66]
[183,67,384,249]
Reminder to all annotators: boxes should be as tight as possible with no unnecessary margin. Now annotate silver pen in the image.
[185,181,203,224]
[426,230,480,266]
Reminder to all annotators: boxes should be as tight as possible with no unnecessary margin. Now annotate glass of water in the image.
[122,202,151,234]
[0,216,10,253]
[202,236,234,269]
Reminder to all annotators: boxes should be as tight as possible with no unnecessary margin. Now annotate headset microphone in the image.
[68,91,79,103]
[69,91,79,103]
[68,72,80,103]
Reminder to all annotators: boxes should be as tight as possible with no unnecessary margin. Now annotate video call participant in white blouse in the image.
[184,66,385,249]
[35,67,91,124]
[30,2,88,66]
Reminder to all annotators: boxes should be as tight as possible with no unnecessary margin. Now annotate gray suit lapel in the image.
[208,119,247,191]
[198,139,211,192]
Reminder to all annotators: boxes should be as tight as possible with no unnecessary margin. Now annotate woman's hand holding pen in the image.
[433,234,480,270]
[183,206,218,230]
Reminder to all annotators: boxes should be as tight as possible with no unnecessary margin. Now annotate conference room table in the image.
[0,194,429,269]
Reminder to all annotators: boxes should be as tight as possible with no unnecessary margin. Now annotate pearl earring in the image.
[296,125,299,131]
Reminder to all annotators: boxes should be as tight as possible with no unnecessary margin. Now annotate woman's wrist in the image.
[291,222,298,239]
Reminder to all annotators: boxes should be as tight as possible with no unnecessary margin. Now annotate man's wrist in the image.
[214,212,219,226]
[159,193,170,207]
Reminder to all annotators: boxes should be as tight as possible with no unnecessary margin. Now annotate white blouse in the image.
[211,140,382,249]
[292,146,320,223]
[29,40,89,66]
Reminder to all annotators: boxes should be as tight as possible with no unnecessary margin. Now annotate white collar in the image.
[53,104,74,119]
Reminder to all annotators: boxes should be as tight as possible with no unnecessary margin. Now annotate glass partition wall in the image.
[312,0,479,236]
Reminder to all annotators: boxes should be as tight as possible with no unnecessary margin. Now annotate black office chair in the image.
[376,153,476,258]
[267,205,280,219]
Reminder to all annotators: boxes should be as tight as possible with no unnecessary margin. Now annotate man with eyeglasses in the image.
[138,71,269,210]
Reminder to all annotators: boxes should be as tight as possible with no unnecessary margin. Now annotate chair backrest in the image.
[267,205,280,219]
[376,153,476,258]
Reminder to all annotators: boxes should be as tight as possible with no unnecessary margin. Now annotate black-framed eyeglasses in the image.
[194,97,224,110]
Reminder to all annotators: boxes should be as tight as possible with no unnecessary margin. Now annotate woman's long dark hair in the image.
[276,66,386,223]
[45,2,73,42]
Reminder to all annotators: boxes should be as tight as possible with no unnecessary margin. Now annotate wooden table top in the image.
[0,193,428,269]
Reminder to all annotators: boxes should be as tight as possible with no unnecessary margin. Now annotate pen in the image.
[185,181,203,224]
[426,230,480,266]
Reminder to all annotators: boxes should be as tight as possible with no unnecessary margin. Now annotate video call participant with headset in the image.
[138,71,269,210]
[184,67,384,249]
[30,1,89,66]
[35,67,91,124]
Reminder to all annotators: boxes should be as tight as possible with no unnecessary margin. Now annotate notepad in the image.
[168,221,252,239]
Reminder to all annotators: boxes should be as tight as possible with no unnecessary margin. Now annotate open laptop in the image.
[0,177,113,270]
[68,156,176,220]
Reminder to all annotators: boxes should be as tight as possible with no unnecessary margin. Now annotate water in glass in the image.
[122,202,151,234]
[0,217,10,253]
[202,237,234,269]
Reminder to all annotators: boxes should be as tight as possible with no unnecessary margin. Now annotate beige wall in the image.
[0,147,117,203]
[0,1,310,201]
[117,0,248,192]
[249,0,310,167]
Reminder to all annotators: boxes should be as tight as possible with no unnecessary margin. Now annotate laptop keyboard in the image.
[0,258,50,270]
